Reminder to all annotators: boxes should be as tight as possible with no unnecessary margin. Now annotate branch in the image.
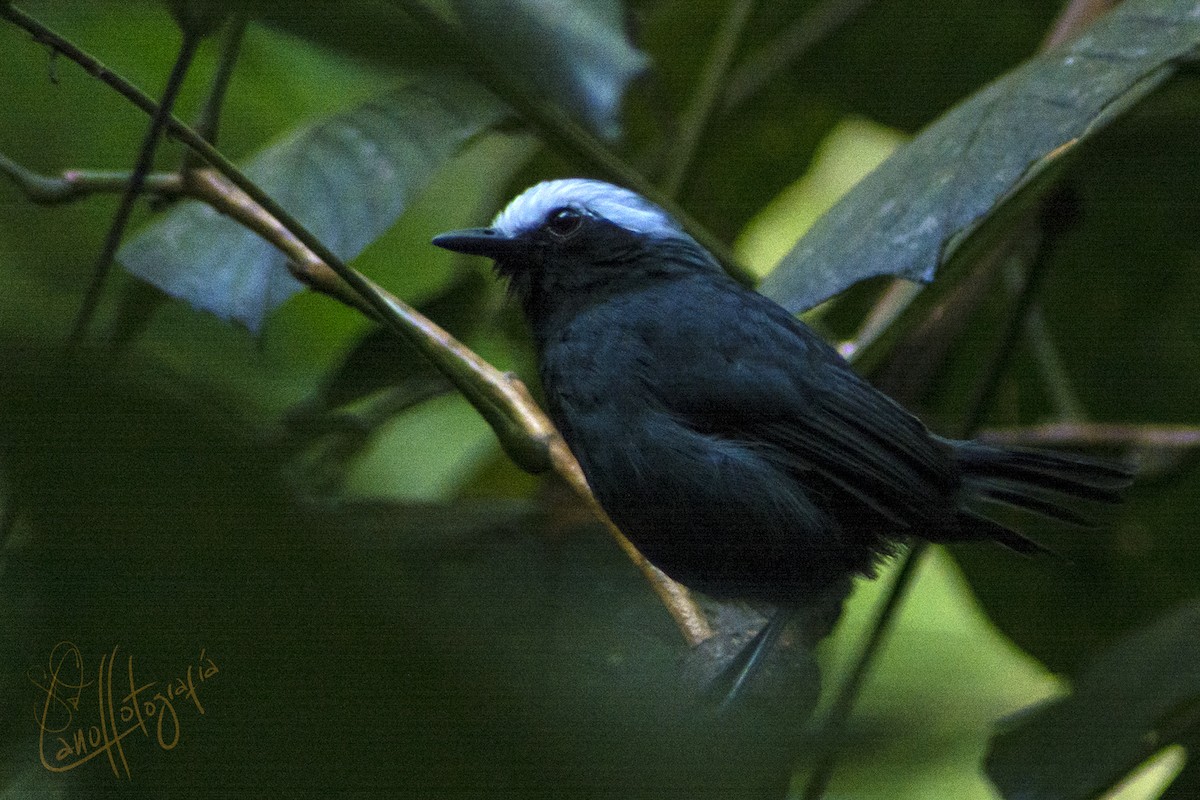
[184,11,246,170]
[980,422,1200,451]
[836,279,922,361]
[0,154,183,204]
[182,166,714,645]
[1041,0,1118,49]
[799,545,927,800]
[1021,302,1087,421]
[0,3,715,647]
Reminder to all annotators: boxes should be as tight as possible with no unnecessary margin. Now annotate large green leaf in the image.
[761,0,1200,313]
[986,599,1200,800]
[118,72,510,331]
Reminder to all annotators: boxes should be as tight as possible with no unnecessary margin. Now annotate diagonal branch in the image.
[0,2,715,647]
[722,0,876,113]
[184,11,246,169]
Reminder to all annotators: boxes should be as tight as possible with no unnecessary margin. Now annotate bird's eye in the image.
[545,207,584,238]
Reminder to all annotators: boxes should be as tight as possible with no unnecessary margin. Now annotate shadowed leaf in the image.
[986,598,1200,799]
[450,0,648,140]
[762,0,1200,312]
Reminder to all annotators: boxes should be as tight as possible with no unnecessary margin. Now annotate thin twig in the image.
[980,422,1200,450]
[965,234,1059,435]
[722,0,875,112]
[1041,0,1117,49]
[836,279,922,361]
[66,26,203,348]
[662,0,756,197]
[799,544,927,800]
[1022,304,1087,421]
[185,11,246,169]
[800,240,1045,798]
[0,154,184,203]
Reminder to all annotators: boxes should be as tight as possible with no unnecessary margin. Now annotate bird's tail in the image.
[944,438,1134,554]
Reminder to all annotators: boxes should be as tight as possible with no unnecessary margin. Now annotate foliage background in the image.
[0,0,1197,797]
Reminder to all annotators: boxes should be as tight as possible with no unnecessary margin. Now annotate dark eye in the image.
[545,207,583,238]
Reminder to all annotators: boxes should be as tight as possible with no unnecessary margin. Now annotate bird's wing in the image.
[658,289,957,529]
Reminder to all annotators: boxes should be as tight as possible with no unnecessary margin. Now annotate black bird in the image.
[433,178,1129,620]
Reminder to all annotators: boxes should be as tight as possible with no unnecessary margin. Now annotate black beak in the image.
[432,227,524,259]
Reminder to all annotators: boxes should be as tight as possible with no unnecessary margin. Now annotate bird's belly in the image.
[564,407,874,603]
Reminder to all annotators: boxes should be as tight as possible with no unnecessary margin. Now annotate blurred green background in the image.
[1,1,1197,797]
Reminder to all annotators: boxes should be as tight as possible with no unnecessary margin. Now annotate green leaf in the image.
[986,599,1200,800]
[118,72,510,331]
[761,0,1200,313]
[450,0,648,140]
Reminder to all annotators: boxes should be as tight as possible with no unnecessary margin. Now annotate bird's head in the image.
[432,179,719,311]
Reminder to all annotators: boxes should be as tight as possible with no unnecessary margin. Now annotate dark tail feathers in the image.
[944,438,1134,555]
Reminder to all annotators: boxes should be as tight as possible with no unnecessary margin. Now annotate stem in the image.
[2,5,186,143]
[722,0,875,112]
[185,11,246,169]
[980,422,1200,451]
[66,26,203,348]
[800,544,927,800]
[661,0,756,197]
[965,194,1073,435]
[801,0,1103,782]
[802,231,1050,800]
[1023,302,1087,421]
[1041,0,1117,49]
[836,279,923,361]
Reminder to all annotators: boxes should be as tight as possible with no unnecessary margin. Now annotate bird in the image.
[432,178,1130,691]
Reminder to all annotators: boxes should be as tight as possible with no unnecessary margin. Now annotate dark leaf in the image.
[950,80,1200,674]
[761,0,1200,312]
[986,599,1200,800]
